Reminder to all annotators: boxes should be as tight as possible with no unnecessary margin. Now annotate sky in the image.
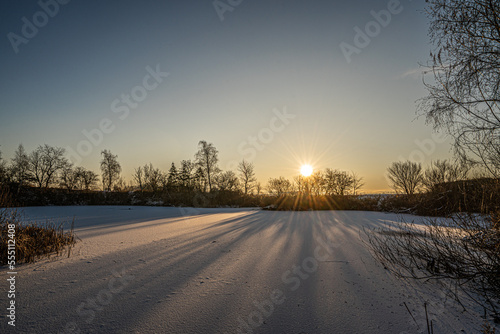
[0,0,454,193]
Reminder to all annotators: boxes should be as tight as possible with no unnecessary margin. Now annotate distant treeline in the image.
[0,141,365,198]
[1,141,498,216]
[2,176,498,217]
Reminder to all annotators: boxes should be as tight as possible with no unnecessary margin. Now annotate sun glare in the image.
[300,164,313,177]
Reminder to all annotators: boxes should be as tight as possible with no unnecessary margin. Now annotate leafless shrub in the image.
[366,212,500,323]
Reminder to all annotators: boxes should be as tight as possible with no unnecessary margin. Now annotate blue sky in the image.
[0,0,453,192]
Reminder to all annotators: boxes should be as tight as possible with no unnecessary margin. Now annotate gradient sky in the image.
[0,0,453,192]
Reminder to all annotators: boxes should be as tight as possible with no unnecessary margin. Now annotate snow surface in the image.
[0,206,492,333]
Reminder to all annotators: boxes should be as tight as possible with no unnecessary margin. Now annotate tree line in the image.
[266,170,364,197]
[1,140,495,202]
[386,159,471,196]
[0,141,251,194]
[0,140,370,199]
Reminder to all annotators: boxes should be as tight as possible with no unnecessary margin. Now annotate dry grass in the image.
[0,188,76,265]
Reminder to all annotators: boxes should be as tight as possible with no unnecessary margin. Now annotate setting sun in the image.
[300,164,313,177]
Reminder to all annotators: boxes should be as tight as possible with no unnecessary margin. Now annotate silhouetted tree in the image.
[113,177,127,192]
[194,140,220,192]
[420,0,500,176]
[100,150,121,191]
[75,167,99,191]
[58,165,99,191]
[309,171,324,196]
[256,182,262,195]
[28,144,69,188]
[267,177,292,196]
[179,160,194,190]
[293,175,305,194]
[60,165,78,191]
[133,166,145,192]
[322,169,353,196]
[351,171,365,195]
[423,160,468,191]
[323,168,337,196]
[215,171,239,192]
[193,166,206,192]
[167,162,180,192]
[387,161,423,195]
[238,160,256,195]
[10,144,29,188]
[143,163,164,193]
[334,171,353,196]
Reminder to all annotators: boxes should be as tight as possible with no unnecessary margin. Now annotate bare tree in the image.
[28,144,69,188]
[423,159,468,190]
[305,171,324,196]
[294,175,306,194]
[215,171,239,192]
[335,171,353,196]
[60,165,78,190]
[267,177,292,196]
[143,163,164,193]
[255,182,262,195]
[387,161,423,195]
[61,166,99,191]
[113,177,127,192]
[100,150,121,191]
[75,167,99,191]
[322,169,353,196]
[420,0,500,177]
[351,171,365,195]
[322,168,337,196]
[133,166,145,192]
[194,140,220,192]
[238,160,256,195]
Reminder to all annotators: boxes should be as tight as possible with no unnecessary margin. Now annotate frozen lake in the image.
[0,206,483,333]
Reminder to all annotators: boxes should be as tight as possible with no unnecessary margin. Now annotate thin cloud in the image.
[401,67,424,79]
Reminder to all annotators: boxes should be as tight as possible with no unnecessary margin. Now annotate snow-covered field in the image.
[0,206,488,333]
